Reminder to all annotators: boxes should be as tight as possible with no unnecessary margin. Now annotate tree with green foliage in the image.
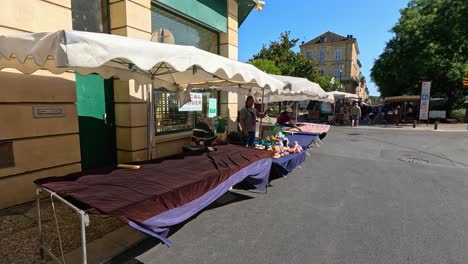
[316,76,340,92]
[250,31,320,82]
[371,0,468,112]
[248,59,281,75]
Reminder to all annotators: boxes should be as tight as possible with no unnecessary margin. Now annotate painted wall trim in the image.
[152,0,227,32]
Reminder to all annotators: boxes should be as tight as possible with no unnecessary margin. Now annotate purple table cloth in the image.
[271,151,306,177]
[286,134,317,149]
[129,157,272,246]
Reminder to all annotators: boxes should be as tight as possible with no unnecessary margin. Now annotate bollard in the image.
[434,120,438,130]
[413,120,416,128]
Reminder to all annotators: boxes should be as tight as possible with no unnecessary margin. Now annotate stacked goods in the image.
[253,131,303,158]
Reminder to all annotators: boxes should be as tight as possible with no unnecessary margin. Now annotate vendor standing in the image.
[276,107,302,131]
[239,96,267,147]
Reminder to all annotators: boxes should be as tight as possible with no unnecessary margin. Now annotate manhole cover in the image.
[399,157,429,165]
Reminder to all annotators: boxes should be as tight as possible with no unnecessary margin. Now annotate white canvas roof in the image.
[268,74,327,102]
[208,74,328,103]
[326,91,359,99]
[0,30,285,93]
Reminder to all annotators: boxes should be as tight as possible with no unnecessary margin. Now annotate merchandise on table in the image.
[254,130,302,158]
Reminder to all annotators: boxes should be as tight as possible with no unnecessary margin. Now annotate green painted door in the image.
[76,74,117,170]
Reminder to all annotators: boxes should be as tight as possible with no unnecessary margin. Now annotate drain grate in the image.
[399,157,429,165]
[347,133,362,136]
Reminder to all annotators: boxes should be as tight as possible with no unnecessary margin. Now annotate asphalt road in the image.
[110,127,468,264]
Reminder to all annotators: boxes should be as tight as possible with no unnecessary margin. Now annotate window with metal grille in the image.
[154,90,217,135]
[154,91,193,134]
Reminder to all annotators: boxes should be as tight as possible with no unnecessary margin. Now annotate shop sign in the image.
[208,98,217,117]
[179,93,203,111]
[419,81,431,120]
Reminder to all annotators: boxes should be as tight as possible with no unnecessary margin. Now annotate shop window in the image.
[0,141,15,169]
[154,89,217,135]
[151,5,219,54]
[151,4,221,135]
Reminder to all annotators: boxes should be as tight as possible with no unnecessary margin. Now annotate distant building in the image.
[300,31,369,100]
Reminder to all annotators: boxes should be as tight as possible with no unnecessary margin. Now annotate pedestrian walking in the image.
[350,101,361,127]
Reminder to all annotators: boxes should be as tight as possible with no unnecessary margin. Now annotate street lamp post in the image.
[339,65,343,92]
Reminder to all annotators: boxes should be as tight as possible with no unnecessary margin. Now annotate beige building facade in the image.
[0,0,258,209]
[300,31,369,100]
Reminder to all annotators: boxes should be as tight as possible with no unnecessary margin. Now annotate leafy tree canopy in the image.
[371,0,468,110]
[248,59,281,75]
[316,76,341,92]
[249,31,320,82]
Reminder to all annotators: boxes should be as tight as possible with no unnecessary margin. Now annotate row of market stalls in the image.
[381,95,448,124]
[0,30,333,263]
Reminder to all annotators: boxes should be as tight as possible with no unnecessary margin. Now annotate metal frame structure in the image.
[37,186,90,264]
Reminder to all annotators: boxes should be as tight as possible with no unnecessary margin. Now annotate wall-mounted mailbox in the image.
[33,106,65,118]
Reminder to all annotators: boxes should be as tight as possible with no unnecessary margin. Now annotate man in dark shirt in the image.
[276,107,301,131]
[239,96,266,147]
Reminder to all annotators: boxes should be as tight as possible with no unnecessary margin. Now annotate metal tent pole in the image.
[295,103,298,121]
[79,211,89,264]
[146,83,154,160]
[37,188,44,260]
[259,88,265,138]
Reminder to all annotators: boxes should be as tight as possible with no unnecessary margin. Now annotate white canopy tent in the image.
[326,91,359,99]
[209,74,327,102]
[0,30,285,93]
[0,30,286,159]
[266,75,328,122]
[267,74,327,103]
[210,74,328,129]
[326,91,359,124]
[320,93,335,103]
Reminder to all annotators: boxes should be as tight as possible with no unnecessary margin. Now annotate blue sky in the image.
[238,0,409,96]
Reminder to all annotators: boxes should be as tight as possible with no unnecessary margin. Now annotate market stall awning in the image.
[208,74,328,102]
[326,91,359,99]
[268,74,328,102]
[0,30,285,93]
[383,95,420,102]
[321,93,335,103]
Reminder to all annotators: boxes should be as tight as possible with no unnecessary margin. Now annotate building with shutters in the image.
[300,31,369,100]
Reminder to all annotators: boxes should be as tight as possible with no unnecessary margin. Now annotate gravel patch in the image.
[0,199,125,264]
